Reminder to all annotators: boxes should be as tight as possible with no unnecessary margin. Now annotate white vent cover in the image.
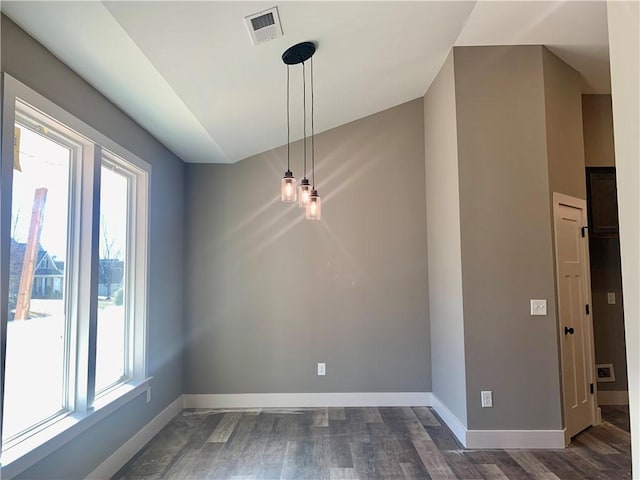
[244,7,283,45]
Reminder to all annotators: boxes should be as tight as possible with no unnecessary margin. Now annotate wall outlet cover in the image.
[481,390,493,408]
[317,363,326,376]
[530,299,547,316]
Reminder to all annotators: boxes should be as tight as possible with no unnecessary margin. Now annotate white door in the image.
[553,193,597,440]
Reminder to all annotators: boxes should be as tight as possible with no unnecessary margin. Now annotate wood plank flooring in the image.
[113,406,631,479]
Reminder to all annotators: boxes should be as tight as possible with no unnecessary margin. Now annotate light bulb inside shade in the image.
[281,176,297,202]
[298,184,311,208]
[305,193,321,220]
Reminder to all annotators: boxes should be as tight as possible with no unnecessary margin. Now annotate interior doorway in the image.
[585,167,629,408]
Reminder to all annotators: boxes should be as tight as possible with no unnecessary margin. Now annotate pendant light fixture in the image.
[281,65,296,202]
[281,41,321,220]
[305,56,321,220]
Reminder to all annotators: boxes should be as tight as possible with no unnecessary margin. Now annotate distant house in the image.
[9,239,124,301]
[9,238,64,300]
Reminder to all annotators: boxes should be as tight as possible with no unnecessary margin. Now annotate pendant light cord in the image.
[302,61,307,179]
[286,65,291,171]
[311,57,315,188]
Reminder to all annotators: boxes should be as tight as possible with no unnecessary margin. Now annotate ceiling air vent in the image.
[245,7,283,45]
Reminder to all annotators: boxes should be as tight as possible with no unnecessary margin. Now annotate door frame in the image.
[552,192,601,445]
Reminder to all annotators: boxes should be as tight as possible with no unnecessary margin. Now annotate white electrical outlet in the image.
[607,292,616,304]
[146,385,151,403]
[530,299,547,316]
[317,363,326,376]
[481,390,493,408]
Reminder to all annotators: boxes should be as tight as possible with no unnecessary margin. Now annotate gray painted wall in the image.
[582,95,616,167]
[542,47,587,201]
[590,236,628,393]
[183,99,430,394]
[423,52,468,426]
[1,15,185,478]
[454,46,563,430]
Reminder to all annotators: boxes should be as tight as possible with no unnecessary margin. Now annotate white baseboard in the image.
[466,429,566,449]
[430,394,467,446]
[598,390,629,405]
[182,392,432,409]
[85,396,183,479]
[430,394,565,449]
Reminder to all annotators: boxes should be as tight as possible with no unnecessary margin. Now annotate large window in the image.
[4,121,73,442]
[1,76,149,469]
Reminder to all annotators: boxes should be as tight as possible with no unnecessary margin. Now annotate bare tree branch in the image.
[98,214,122,300]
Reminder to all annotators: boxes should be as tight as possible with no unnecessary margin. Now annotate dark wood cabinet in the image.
[586,167,619,237]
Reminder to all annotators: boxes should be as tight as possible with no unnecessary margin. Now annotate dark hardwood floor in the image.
[113,405,631,479]
[600,405,630,433]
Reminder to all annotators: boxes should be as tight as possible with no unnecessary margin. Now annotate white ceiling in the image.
[2,1,610,164]
[455,1,610,93]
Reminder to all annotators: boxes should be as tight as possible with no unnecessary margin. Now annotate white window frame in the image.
[0,74,151,479]
[2,106,87,447]
[95,150,149,397]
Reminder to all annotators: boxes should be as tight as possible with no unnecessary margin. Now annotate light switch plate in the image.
[607,292,616,304]
[530,299,547,316]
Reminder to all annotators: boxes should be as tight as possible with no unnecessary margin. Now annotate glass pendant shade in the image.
[305,190,321,220]
[298,178,311,208]
[281,171,297,202]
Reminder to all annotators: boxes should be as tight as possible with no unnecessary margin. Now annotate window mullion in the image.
[74,144,101,412]
[132,171,149,381]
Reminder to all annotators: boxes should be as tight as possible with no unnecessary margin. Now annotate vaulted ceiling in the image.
[2,1,610,164]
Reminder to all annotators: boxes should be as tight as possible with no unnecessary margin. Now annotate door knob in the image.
[564,326,575,335]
